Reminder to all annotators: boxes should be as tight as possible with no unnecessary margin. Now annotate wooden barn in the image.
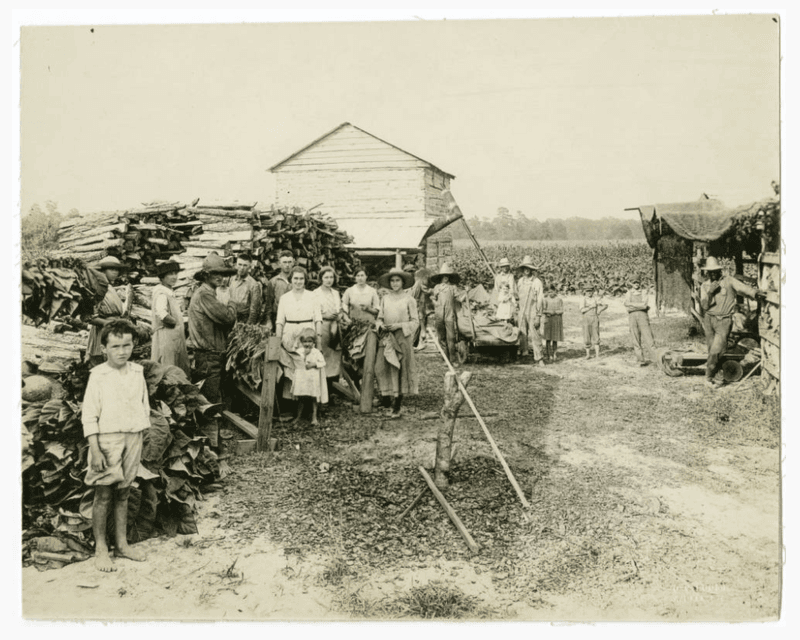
[270,122,458,272]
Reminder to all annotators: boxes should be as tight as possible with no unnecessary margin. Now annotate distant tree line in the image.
[21,201,80,260]
[452,207,645,242]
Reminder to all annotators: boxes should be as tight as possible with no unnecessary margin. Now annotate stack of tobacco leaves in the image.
[21,256,109,327]
[245,207,360,288]
[53,201,204,281]
[225,323,271,392]
[22,359,224,569]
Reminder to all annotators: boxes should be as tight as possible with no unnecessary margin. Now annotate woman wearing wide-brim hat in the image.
[516,255,546,364]
[492,256,517,306]
[85,256,131,366]
[151,260,190,375]
[429,263,463,363]
[374,267,419,418]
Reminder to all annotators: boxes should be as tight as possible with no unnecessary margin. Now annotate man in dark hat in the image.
[151,261,190,375]
[430,263,463,363]
[699,257,764,388]
[187,253,237,420]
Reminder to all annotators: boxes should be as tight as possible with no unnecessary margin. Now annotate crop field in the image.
[449,240,654,296]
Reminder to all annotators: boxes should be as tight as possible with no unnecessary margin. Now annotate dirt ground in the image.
[22,295,782,621]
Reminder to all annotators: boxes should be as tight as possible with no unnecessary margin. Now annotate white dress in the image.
[290,347,328,402]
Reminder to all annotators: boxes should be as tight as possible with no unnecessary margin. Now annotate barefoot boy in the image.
[81,319,150,571]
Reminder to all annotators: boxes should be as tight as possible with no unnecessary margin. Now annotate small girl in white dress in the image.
[291,328,327,426]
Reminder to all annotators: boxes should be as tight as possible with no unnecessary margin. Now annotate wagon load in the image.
[22,359,224,568]
[456,285,519,345]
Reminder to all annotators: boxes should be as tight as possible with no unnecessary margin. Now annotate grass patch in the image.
[338,581,493,620]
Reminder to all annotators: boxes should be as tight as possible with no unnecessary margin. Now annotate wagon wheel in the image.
[656,348,684,377]
[721,360,744,383]
[455,340,469,365]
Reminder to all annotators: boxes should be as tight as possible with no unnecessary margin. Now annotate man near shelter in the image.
[228,253,262,325]
[699,257,764,388]
[623,279,656,366]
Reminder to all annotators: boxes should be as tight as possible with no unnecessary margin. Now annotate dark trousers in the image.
[435,314,458,363]
[703,315,732,381]
[191,349,227,447]
[628,311,656,363]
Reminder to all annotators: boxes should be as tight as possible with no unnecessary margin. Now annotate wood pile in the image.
[54,201,205,281]
[247,206,359,287]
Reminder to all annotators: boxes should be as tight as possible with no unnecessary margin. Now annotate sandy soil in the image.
[22,295,781,621]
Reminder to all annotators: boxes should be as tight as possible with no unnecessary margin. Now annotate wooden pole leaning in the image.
[256,336,281,453]
[426,327,531,510]
[418,466,480,553]
[359,329,378,414]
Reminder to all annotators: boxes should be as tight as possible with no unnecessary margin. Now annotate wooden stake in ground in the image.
[418,467,480,553]
[399,444,458,521]
[435,370,472,490]
[426,327,531,510]
[257,336,281,453]
[359,330,378,414]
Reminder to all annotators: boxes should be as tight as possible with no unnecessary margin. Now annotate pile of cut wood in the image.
[248,207,359,287]
[54,201,205,281]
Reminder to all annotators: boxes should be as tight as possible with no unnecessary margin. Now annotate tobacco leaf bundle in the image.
[225,324,271,391]
[22,359,224,567]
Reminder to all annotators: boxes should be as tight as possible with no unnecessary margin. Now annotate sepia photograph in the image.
[14,9,786,626]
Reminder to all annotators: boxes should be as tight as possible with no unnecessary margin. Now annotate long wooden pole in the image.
[426,327,531,510]
[399,444,459,521]
[256,336,281,453]
[460,218,495,278]
[418,466,480,553]
[359,330,378,414]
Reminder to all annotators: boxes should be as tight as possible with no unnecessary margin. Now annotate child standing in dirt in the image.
[81,320,150,572]
[542,285,565,362]
[495,283,516,327]
[291,328,328,426]
[580,286,608,359]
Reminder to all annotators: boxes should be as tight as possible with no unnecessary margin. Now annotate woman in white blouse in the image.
[312,266,342,390]
[275,267,325,403]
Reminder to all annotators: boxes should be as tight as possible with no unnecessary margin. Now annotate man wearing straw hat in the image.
[430,263,463,363]
[517,256,545,365]
[86,256,130,366]
[699,257,764,389]
[187,253,238,419]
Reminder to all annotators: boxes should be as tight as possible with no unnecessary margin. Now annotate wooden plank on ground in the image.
[221,410,258,439]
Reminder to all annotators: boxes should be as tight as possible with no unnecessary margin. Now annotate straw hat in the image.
[95,256,128,271]
[496,257,511,268]
[430,262,461,285]
[377,267,414,290]
[518,255,544,272]
[156,261,181,277]
[703,256,723,271]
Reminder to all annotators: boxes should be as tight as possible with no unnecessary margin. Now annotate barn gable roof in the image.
[269,122,455,179]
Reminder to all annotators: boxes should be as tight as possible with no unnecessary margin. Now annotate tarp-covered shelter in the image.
[630,196,738,314]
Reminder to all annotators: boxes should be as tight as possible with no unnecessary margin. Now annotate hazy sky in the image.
[20,15,779,221]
